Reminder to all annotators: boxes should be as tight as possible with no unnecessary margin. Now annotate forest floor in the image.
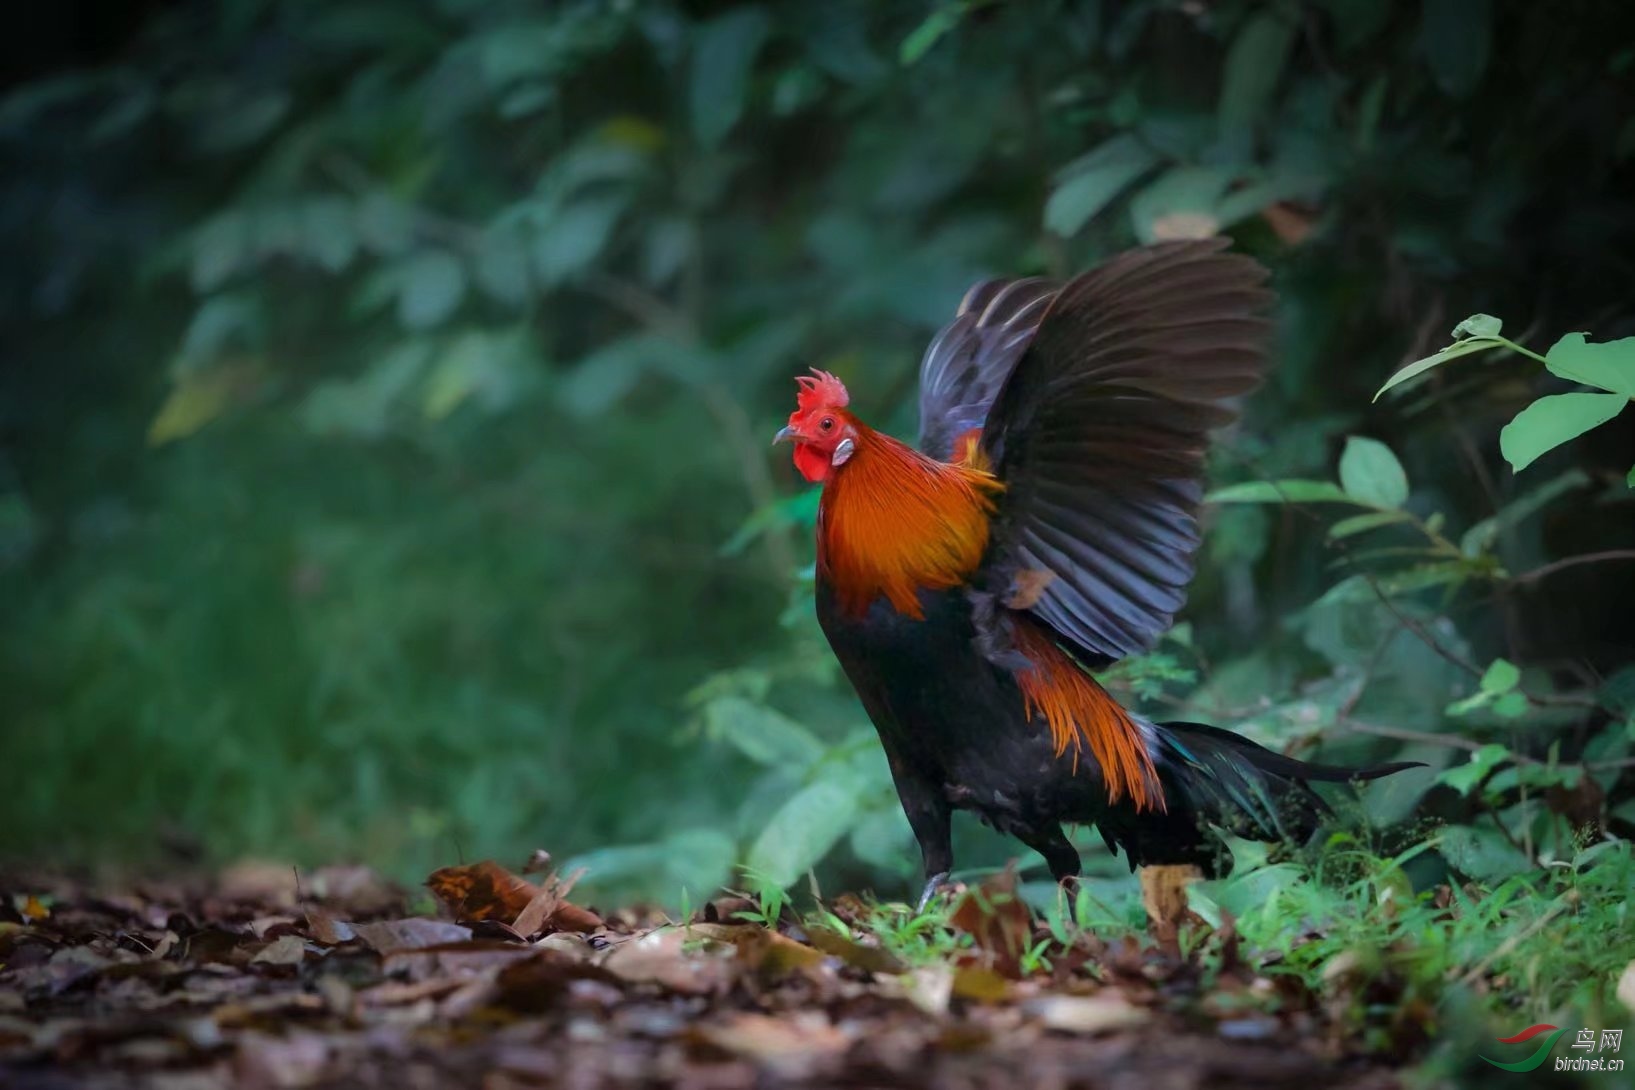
[1,858,1435,1089]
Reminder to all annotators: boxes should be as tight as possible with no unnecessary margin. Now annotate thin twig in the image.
[1511,550,1635,585]
[1218,445,1619,719]
[1337,717,1490,756]
[1338,717,1635,773]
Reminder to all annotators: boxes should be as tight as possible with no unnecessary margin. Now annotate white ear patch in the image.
[831,438,855,467]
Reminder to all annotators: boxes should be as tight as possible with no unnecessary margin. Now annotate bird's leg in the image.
[1019,824,1082,893]
[884,751,953,912]
[915,872,951,913]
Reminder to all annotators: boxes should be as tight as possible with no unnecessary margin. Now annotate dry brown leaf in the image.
[302,907,355,946]
[249,936,307,967]
[306,865,402,917]
[217,861,301,907]
[352,918,471,954]
[804,925,905,974]
[424,860,541,923]
[699,1011,851,1080]
[894,965,954,1017]
[1140,863,1204,954]
[548,902,604,934]
[510,867,600,936]
[424,860,602,937]
[1150,211,1218,240]
[599,926,737,995]
[1026,994,1149,1034]
[233,1028,329,1088]
[727,925,825,978]
[381,941,537,982]
[1261,201,1316,245]
[949,867,1032,979]
[951,965,1011,1003]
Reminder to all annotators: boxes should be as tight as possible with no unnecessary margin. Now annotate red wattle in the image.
[793,443,830,483]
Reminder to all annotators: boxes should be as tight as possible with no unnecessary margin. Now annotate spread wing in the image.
[977,238,1272,666]
[916,277,1060,461]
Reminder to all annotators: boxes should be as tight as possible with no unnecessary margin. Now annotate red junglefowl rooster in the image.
[775,239,1414,907]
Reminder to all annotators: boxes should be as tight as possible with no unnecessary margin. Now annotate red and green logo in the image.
[1481,1024,1568,1072]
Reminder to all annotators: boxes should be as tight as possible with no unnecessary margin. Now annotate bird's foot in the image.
[915,871,955,913]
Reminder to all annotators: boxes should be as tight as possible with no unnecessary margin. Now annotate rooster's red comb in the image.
[794,369,849,413]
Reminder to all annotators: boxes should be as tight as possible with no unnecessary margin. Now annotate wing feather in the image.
[916,277,1061,460]
[978,239,1272,665]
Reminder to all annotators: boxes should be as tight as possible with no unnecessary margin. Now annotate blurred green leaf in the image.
[1543,332,1635,397]
[1480,659,1520,694]
[1458,469,1588,556]
[1499,392,1627,473]
[1437,744,1510,796]
[532,197,624,286]
[1338,436,1409,508]
[0,493,41,568]
[1453,314,1502,339]
[421,329,536,419]
[1044,135,1160,237]
[1373,334,1506,400]
[397,251,467,330]
[1218,11,1296,143]
[1420,0,1491,98]
[691,6,772,145]
[899,4,964,65]
[1206,480,1358,504]
[699,695,825,769]
[722,490,820,557]
[301,340,434,438]
[1328,510,1412,539]
[746,778,860,887]
[1439,824,1532,882]
[474,228,534,308]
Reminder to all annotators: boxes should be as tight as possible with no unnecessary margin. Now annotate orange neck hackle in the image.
[817,422,1002,619]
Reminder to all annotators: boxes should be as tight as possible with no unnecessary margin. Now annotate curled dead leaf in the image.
[425,859,602,937]
[425,860,539,923]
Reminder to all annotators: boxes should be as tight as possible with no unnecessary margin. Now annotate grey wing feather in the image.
[916,278,1061,461]
[979,239,1273,666]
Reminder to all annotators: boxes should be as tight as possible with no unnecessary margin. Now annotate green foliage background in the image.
[2,0,1633,912]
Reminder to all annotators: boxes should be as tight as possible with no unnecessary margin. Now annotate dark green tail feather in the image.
[1155,720,1422,849]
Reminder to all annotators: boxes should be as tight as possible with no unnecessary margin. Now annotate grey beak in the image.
[772,425,797,445]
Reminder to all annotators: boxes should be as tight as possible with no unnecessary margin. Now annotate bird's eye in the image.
[819,417,835,432]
